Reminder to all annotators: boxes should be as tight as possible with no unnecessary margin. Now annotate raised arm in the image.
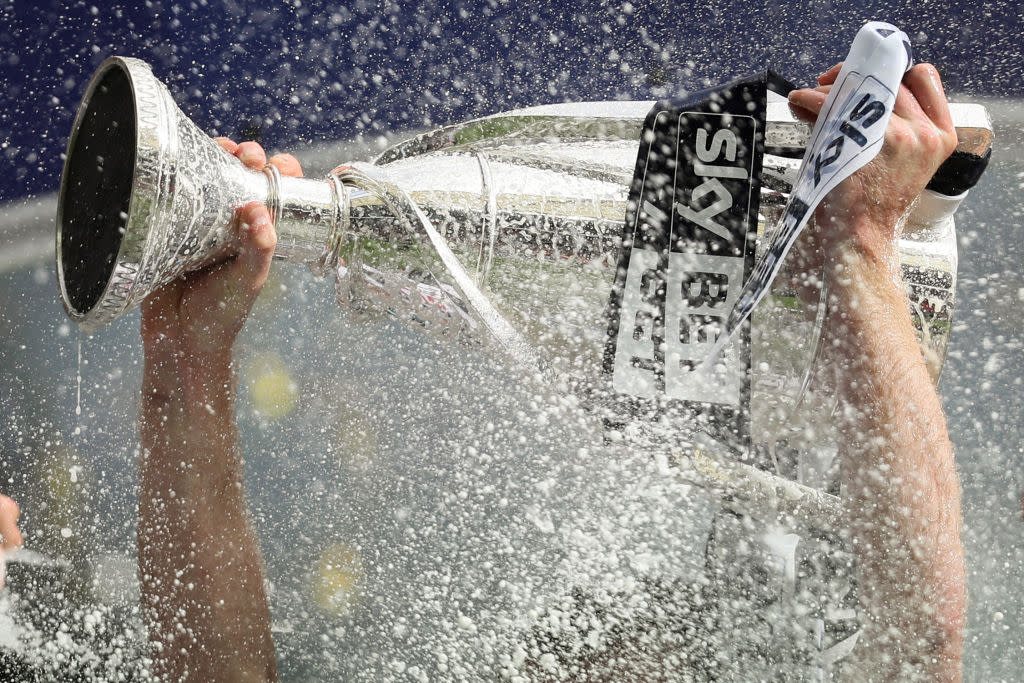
[138,140,301,682]
[790,63,964,681]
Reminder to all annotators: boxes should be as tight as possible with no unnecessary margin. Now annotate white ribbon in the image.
[705,21,913,367]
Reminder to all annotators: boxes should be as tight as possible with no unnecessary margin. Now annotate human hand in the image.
[140,140,302,377]
[787,63,958,271]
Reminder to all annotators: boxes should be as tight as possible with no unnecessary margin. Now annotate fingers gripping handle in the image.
[703,22,913,369]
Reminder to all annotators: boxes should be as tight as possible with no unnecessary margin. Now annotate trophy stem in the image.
[262,164,349,276]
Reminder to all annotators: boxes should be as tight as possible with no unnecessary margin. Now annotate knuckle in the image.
[237,141,266,165]
[246,221,277,254]
[239,201,264,223]
[270,153,303,177]
[214,137,238,153]
[918,125,954,159]
[886,125,913,150]
[260,228,277,253]
[916,62,941,81]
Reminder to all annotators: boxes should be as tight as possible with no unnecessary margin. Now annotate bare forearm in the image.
[134,145,287,681]
[139,353,277,682]
[828,247,964,680]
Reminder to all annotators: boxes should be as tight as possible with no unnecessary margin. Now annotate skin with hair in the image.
[136,64,963,682]
[789,62,964,681]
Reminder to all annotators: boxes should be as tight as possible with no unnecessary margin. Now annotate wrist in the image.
[143,345,237,407]
[824,215,904,295]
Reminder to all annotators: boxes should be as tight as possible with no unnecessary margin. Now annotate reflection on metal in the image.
[312,543,363,615]
[667,444,842,530]
[377,97,990,167]
[56,57,350,332]
[333,165,546,373]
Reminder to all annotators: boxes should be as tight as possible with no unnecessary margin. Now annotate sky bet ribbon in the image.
[604,70,771,453]
[704,21,914,368]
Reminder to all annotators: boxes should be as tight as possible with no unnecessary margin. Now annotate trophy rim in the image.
[56,56,153,331]
[57,56,132,328]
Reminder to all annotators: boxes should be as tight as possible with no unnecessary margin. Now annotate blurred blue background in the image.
[1,0,1019,202]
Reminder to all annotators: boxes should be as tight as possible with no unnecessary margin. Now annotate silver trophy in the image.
[57,56,991,520]
[57,57,349,332]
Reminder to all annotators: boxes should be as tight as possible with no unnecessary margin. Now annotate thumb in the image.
[217,202,277,321]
